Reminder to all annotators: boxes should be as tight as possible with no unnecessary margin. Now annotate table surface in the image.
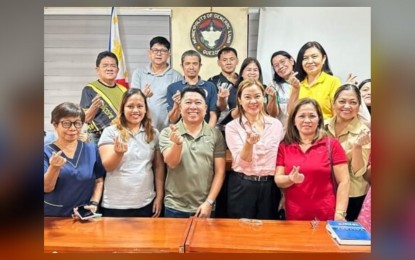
[185,218,371,253]
[44,217,191,253]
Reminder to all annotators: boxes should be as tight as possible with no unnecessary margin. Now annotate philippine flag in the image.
[109,7,129,88]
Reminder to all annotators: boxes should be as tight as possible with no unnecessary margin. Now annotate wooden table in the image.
[44,217,192,253]
[185,218,371,253]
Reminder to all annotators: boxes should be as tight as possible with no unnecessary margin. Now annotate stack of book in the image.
[326,220,371,246]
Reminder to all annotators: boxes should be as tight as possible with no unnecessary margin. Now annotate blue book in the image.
[326,220,371,246]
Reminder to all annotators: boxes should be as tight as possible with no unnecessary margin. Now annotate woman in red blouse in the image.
[274,98,350,221]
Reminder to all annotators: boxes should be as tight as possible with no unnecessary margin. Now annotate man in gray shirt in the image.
[131,36,181,131]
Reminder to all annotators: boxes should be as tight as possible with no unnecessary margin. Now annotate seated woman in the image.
[226,79,284,219]
[325,84,371,221]
[44,102,105,217]
[275,98,350,221]
[98,88,164,217]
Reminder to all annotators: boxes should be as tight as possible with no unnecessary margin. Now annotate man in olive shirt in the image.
[159,87,226,218]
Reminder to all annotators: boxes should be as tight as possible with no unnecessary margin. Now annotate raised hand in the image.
[345,73,359,85]
[142,84,153,98]
[113,135,128,155]
[91,94,104,110]
[172,90,181,105]
[265,84,277,97]
[288,165,305,184]
[218,86,230,99]
[355,129,371,147]
[49,150,67,168]
[168,124,183,145]
[246,131,260,145]
[288,71,300,89]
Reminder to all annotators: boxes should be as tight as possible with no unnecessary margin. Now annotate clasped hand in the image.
[114,135,128,154]
[49,150,67,167]
[288,165,305,184]
[168,124,183,145]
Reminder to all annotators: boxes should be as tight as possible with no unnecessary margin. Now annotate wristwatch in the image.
[335,210,347,217]
[89,201,99,206]
[206,198,215,206]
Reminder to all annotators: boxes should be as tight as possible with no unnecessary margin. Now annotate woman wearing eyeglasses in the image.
[44,102,105,217]
[270,51,299,129]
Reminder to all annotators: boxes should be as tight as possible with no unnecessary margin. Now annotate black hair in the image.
[96,51,118,67]
[149,36,171,50]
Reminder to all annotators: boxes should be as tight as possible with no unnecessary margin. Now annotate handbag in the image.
[327,137,338,195]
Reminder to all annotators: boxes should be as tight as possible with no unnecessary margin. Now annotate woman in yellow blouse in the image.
[287,41,341,120]
[325,84,371,221]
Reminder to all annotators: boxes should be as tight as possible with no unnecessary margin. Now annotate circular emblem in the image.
[190,12,234,57]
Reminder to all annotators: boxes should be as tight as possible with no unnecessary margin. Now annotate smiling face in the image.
[238,84,264,117]
[334,89,360,121]
[148,43,170,66]
[272,54,295,80]
[301,46,326,77]
[181,55,201,80]
[242,62,260,80]
[54,116,82,142]
[294,103,320,137]
[218,51,238,75]
[96,56,119,84]
[359,82,371,107]
[180,91,207,124]
[123,93,147,127]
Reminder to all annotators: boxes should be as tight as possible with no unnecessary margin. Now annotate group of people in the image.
[44,36,372,230]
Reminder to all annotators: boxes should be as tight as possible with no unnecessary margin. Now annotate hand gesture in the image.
[113,135,128,155]
[142,84,153,98]
[172,90,181,105]
[218,86,230,99]
[265,84,277,97]
[168,124,183,145]
[246,131,260,145]
[355,129,371,147]
[91,95,104,110]
[288,71,300,89]
[345,73,359,85]
[288,165,305,184]
[49,150,67,168]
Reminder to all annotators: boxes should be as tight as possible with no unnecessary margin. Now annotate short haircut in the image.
[51,102,85,124]
[217,47,238,59]
[149,36,171,50]
[181,50,201,64]
[180,86,207,104]
[96,51,118,67]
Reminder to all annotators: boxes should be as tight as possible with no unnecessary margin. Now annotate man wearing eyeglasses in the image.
[80,51,127,144]
[131,36,182,132]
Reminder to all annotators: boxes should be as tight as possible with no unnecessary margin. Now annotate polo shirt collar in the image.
[144,63,171,76]
[302,71,328,87]
[181,76,205,86]
[127,125,145,137]
[325,116,362,136]
[177,119,210,138]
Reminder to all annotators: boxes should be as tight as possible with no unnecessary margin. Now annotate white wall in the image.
[257,7,371,85]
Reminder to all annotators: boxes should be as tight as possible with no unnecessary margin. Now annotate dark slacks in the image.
[227,171,281,220]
